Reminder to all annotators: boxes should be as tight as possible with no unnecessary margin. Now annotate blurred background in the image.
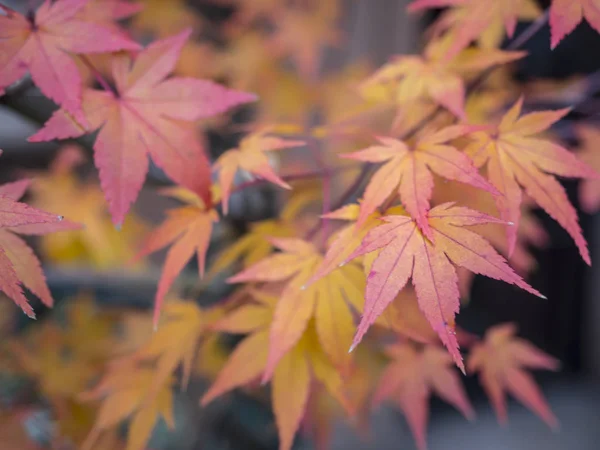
[1,0,600,449]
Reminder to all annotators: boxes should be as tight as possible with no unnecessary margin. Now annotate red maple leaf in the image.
[373,343,474,450]
[550,0,600,49]
[342,125,499,240]
[0,0,140,123]
[29,30,257,225]
[0,179,81,317]
[464,97,598,264]
[468,323,560,428]
[345,203,544,372]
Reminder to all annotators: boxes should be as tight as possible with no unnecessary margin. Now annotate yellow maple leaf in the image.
[202,293,354,450]
[409,0,541,58]
[360,35,525,119]
[81,365,175,450]
[114,300,224,396]
[227,238,366,377]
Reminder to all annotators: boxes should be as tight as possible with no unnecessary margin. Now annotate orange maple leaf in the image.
[29,29,256,225]
[214,129,305,214]
[550,0,600,48]
[0,180,80,318]
[202,295,353,450]
[464,97,598,264]
[342,125,499,239]
[0,0,140,123]
[468,323,560,428]
[227,238,365,381]
[373,343,474,450]
[136,188,218,327]
[360,35,525,118]
[345,203,544,372]
[408,0,541,59]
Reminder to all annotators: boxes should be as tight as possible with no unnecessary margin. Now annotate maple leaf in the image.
[432,180,549,298]
[373,343,474,450]
[202,299,353,450]
[359,35,525,118]
[214,129,305,214]
[201,290,276,406]
[342,125,499,239]
[0,179,80,318]
[80,364,174,450]
[408,0,542,60]
[227,238,366,381]
[29,29,257,225]
[115,300,221,395]
[135,187,219,326]
[0,0,140,123]
[468,323,560,428]
[306,203,408,285]
[550,0,600,48]
[464,97,598,264]
[345,203,544,372]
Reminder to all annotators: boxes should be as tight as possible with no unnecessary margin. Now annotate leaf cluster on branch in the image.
[1,1,600,450]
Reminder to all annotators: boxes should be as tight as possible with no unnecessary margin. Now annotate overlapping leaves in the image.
[30,29,256,225]
[344,203,544,371]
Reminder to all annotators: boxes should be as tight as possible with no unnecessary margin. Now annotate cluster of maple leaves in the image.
[1,0,600,450]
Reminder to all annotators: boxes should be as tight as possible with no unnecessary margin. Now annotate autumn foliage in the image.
[1,1,600,450]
